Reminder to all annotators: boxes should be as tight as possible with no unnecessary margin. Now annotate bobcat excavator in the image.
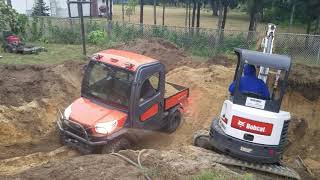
[193,24,300,179]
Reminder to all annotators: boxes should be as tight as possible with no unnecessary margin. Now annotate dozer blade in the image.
[193,130,300,180]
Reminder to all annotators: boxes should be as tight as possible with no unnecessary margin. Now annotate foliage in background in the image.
[31,0,50,16]
[191,170,255,180]
[88,30,108,45]
[0,1,18,32]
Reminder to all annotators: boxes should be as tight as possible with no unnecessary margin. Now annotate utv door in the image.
[131,63,165,130]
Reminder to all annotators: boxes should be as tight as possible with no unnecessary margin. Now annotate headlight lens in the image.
[95,120,118,134]
[64,105,72,120]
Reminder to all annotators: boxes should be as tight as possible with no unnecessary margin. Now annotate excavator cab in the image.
[231,48,291,113]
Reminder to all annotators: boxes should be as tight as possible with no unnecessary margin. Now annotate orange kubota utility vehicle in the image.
[57,49,189,153]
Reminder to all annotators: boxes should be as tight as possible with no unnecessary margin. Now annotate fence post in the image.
[78,1,87,56]
[317,45,320,64]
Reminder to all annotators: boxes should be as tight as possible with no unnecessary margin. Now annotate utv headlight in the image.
[64,105,72,120]
[95,120,118,134]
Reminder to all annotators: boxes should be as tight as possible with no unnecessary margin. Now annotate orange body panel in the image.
[165,89,189,110]
[69,97,127,127]
[93,49,158,71]
[140,103,159,121]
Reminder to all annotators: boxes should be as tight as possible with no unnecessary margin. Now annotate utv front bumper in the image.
[209,119,283,164]
[57,116,127,154]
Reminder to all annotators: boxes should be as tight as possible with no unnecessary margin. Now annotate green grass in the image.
[0,43,108,65]
[110,5,305,33]
[191,170,256,180]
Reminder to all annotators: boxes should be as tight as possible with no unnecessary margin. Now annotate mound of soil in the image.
[3,146,246,180]
[0,61,84,106]
[115,38,201,72]
[0,61,84,159]
[288,64,320,101]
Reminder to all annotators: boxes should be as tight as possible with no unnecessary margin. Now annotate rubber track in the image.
[193,130,300,180]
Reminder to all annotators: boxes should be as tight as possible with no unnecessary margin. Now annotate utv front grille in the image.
[62,119,91,140]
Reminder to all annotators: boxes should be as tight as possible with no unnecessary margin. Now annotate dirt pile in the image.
[4,146,247,180]
[288,64,320,101]
[0,61,84,159]
[116,38,201,72]
[0,147,78,176]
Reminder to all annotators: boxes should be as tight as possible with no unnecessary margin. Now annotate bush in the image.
[88,30,107,45]
[48,25,81,44]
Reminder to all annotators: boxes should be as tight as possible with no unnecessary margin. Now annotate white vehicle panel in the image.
[219,100,290,146]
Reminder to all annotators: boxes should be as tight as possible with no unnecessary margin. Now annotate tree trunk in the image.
[6,0,12,7]
[91,0,98,17]
[216,0,223,29]
[122,0,125,22]
[153,0,157,25]
[188,0,191,28]
[162,2,166,26]
[306,21,311,34]
[185,1,188,27]
[316,17,320,34]
[247,0,260,45]
[191,0,196,27]
[105,0,109,19]
[288,3,296,33]
[221,4,228,30]
[196,2,201,28]
[140,0,144,24]
[248,0,259,31]
[109,0,113,20]
[210,0,218,16]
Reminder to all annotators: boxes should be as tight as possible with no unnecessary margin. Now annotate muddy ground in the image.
[0,38,320,179]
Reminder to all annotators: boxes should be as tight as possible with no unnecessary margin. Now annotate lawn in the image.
[111,5,305,33]
[0,43,105,65]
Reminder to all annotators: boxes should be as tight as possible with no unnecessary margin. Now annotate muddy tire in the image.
[163,110,182,133]
[101,137,131,154]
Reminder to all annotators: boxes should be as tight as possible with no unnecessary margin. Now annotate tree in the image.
[247,0,262,32]
[6,0,11,7]
[220,0,237,30]
[109,0,113,20]
[91,0,98,17]
[140,0,144,24]
[153,0,157,24]
[191,0,196,27]
[122,0,125,21]
[31,0,50,16]
[196,1,201,28]
[0,0,27,34]
[160,0,167,26]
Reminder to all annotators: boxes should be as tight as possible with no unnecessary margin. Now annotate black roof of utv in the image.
[234,48,291,71]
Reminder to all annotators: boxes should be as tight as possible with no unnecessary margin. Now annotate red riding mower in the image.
[2,34,47,55]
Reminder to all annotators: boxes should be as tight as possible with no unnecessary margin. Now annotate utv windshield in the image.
[82,61,134,109]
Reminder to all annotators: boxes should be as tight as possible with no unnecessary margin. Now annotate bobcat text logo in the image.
[237,120,266,133]
[246,123,266,133]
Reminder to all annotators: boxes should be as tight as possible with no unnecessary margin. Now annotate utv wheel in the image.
[101,138,131,154]
[4,47,12,53]
[163,110,182,133]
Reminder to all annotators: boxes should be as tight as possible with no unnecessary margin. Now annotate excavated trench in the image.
[0,39,320,179]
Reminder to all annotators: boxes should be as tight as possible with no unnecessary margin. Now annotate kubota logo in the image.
[231,116,273,136]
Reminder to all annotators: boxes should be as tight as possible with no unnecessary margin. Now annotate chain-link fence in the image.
[25,17,320,65]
